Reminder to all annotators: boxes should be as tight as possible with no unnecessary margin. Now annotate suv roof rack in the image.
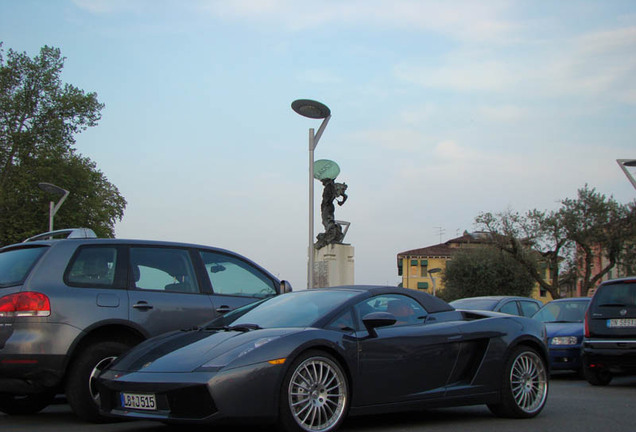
[23,228,98,243]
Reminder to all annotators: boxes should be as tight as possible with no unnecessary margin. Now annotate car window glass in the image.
[520,301,540,317]
[0,246,47,287]
[326,309,356,332]
[130,247,199,293]
[66,247,117,288]
[499,302,519,315]
[199,250,276,298]
[355,294,427,327]
[595,283,636,307]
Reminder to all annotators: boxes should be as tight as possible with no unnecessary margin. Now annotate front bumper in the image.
[98,361,285,424]
[548,346,582,371]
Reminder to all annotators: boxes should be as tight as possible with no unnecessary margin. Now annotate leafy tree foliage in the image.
[440,247,535,302]
[0,43,125,244]
[476,185,636,299]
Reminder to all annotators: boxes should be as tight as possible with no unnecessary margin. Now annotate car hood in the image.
[545,322,583,338]
[108,327,301,373]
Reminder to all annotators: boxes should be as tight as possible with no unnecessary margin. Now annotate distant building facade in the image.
[397,232,552,302]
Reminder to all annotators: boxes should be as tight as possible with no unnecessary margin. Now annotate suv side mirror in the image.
[362,312,396,337]
[280,280,293,294]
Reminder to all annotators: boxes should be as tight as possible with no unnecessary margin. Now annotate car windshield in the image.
[210,290,359,329]
[0,247,47,288]
[595,283,636,307]
[450,298,498,311]
[533,300,589,323]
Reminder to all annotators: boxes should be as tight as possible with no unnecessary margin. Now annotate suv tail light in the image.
[584,309,590,338]
[0,292,51,317]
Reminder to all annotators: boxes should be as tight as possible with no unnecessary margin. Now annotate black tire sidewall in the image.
[278,350,349,432]
[65,340,131,422]
[0,391,56,415]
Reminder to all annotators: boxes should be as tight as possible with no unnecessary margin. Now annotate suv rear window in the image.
[594,282,636,308]
[0,246,47,287]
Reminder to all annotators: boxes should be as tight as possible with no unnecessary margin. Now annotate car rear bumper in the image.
[0,354,67,393]
[582,339,636,374]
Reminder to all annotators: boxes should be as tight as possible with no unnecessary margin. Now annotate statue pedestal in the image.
[313,244,354,288]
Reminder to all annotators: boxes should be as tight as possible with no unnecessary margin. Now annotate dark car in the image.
[450,296,543,317]
[0,228,291,421]
[98,286,549,432]
[532,297,591,373]
[582,276,636,386]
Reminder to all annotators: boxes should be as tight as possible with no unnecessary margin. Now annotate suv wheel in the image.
[66,340,132,422]
[0,391,57,415]
[583,365,612,386]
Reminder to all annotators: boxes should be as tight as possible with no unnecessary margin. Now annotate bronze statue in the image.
[315,178,348,249]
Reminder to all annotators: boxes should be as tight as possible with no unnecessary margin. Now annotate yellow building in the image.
[397,232,552,303]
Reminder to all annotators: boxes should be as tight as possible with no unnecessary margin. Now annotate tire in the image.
[65,340,132,422]
[0,391,56,415]
[278,350,349,432]
[488,346,549,419]
[583,365,612,386]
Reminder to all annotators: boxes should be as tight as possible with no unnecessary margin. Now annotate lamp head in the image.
[291,99,331,119]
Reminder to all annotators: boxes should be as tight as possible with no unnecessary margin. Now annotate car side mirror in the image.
[362,312,396,337]
[280,280,293,294]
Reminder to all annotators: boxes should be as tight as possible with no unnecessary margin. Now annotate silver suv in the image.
[0,229,291,421]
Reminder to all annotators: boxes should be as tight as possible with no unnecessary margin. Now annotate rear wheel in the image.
[0,391,56,415]
[65,340,132,422]
[583,365,612,386]
[488,346,548,418]
[279,350,349,432]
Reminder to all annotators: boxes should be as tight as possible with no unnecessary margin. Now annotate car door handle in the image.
[133,301,153,311]
[216,305,232,314]
[448,335,463,341]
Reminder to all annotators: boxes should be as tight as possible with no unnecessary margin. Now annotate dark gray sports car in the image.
[98,286,549,432]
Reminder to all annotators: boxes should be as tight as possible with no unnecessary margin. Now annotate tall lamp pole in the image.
[617,159,636,191]
[291,99,332,289]
[38,182,69,231]
[428,267,442,296]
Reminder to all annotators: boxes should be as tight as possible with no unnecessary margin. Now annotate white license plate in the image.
[120,392,157,411]
[607,318,636,328]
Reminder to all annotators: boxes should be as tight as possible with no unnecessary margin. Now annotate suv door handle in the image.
[216,305,232,314]
[133,301,153,311]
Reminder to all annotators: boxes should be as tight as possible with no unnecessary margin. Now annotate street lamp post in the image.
[428,267,442,296]
[291,99,332,289]
[617,159,636,191]
[38,182,69,231]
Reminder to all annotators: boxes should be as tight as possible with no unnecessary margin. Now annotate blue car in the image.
[532,297,591,373]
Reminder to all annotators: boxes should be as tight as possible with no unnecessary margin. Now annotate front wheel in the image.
[278,350,349,432]
[65,340,132,422]
[488,346,548,418]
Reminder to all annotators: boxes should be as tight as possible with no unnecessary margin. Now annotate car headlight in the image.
[199,337,279,370]
[551,336,578,346]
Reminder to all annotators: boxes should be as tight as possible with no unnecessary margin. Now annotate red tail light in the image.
[584,310,590,338]
[0,292,50,317]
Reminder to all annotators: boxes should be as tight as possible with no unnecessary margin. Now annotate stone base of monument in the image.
[313,243,354,288]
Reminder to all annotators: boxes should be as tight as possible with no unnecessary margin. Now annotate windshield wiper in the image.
[204,323,262,332]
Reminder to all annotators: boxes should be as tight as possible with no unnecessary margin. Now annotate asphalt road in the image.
[1,373,635,432]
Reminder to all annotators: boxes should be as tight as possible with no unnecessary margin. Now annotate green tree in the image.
[476,185,636,299]
[0,43,125,244]
[440,247,535,302]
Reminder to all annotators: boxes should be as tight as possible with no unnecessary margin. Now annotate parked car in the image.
[0,228,291,421]
[532,297,591,373]
[450,296,543,317]
[98,286,549,432]
[582,276,636,386]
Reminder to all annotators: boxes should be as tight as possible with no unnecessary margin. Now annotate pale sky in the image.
[1,0,635,289]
